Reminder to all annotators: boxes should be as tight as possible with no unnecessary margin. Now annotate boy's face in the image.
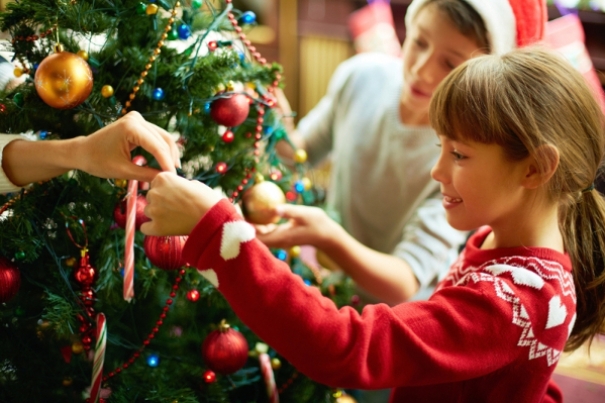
[400,4,486,115]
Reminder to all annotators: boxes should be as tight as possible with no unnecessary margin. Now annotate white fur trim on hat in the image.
[405,0,517,55]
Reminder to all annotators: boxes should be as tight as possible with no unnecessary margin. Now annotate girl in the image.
[273,0,547,305]
[141,47,605,402]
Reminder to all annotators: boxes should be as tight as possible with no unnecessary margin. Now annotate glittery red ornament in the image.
[202,320,249,374]
[143,235,188,271]
[0,257,20,303]
[187,289,200,302]
[74,254,96,287]
[113,195,149,230]
[210,94,250,127]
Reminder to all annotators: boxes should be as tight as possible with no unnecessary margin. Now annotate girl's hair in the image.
[417,0,490,52]
[429,47,605,351]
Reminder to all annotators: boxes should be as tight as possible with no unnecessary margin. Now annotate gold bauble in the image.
[242,181,286,225]
[146,4,159,14]
[34,51,93,109]
[294,149,308,164]
[13,67,24,77]
[289,245,301,258]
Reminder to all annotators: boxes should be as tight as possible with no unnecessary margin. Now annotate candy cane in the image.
[123,156,146,302]
[89,313,107,403]
[259,353,279,403]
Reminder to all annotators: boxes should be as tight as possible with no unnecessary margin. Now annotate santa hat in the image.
[405,0,547,55]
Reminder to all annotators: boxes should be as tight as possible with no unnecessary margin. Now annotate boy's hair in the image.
[417,0,490,52]
[429,47,605,351]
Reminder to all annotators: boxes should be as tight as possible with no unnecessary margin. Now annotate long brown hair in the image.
[429,47,605,351]
[416,0,491,52]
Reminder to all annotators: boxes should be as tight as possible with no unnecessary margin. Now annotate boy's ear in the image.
[522,144,560,189]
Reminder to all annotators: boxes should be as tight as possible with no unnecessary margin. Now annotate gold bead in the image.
[141,71,148,77]
[175,1,181,6]
[133,86,140,93]
[168,17,175,23]
[137,78,145,85]
[76,50,89,61]
[226,80,235,91]
[294,149,308,164]
[149,55,157,62]
[125,100,132,107]
[153,48,161,55]
[161,33,167,40]
[114,179,127,188]
[146,4,159,15]
[301,177,312,190]
[65,257,77,267]
[145,63,152,70]
[101,85,114,98]
[129,93,136,100]
[62,377,73,387]
[289,246,301,258]
[71,341,84,354]
[157,40,164,47]
[271,357,282,369]
[13,67,23,77]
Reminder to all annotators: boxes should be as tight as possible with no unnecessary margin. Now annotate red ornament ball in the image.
[187,289,200,302]
[113,195,150,230]
[203,369,216,383]
[210,93,250,127]
[202,321,249,374]
[143,235,188,270]
[0,257,20,303]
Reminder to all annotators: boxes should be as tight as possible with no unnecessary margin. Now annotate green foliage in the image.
[0,0,352,402]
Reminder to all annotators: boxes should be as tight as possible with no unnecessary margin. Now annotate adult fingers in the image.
[142,119,181,170]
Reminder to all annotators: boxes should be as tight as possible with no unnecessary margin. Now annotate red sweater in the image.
[183,200,576,402]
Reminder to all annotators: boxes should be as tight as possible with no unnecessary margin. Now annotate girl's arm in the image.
[1,112,180,189]
[256,204,420,304]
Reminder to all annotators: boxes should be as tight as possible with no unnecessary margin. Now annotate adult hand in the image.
[255,204,339,250]
[141,172,223,236]
[74,111,181,182]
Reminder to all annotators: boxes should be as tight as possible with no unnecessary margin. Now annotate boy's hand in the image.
[141,172,222,236]
[255,204,338,250]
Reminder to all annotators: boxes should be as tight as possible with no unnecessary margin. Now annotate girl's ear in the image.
[522,144,560,189]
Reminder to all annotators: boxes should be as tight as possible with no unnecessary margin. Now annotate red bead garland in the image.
[102,268,186,382]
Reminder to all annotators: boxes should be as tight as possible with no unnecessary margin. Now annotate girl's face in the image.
[401,4,486,114]
[430,136,531,233]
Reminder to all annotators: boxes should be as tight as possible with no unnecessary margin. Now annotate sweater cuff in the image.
[0,135,29,194]
[182,198,246,268]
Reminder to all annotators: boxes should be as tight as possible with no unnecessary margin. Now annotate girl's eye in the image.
[451,150,465,160]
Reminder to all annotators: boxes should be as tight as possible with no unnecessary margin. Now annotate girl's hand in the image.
[255,204,339,250]
[140,172,223,236]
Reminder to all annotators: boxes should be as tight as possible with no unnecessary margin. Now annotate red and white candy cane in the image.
[259,353,279,403]
[123,156,147,302]
[89,313,107,403]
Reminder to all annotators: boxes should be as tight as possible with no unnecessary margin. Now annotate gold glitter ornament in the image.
[34,50,93,109]
[242,181,286,225]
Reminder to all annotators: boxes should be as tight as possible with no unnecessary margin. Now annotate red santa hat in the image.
[405,0,547,54]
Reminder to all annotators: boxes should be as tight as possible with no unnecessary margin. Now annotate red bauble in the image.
[143,235,188,270]
[113,195,150,230]
[0,257,20,303]
[210,94,250,127]
[202,321,249,374]
[203,369,217,383]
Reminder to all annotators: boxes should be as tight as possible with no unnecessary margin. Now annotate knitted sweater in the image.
[297,52,467,293]
[184,200,576,403]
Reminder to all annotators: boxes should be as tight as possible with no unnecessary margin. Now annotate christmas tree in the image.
[0,1,355,401]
